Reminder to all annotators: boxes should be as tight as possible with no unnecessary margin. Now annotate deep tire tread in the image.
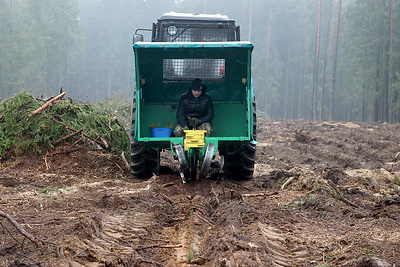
[221,99,257,181]
[130,98,160,179]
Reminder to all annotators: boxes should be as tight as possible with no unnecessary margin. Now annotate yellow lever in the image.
[183,130,206,150]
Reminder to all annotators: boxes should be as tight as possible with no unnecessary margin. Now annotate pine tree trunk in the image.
[312,0,322,120]
[330,0,342,120]
[321,1,335,120]
[284,49,290,119]
[388,0,394,122]
[262,6,273,114]
[380,0,390,122]
[248,0,253,41]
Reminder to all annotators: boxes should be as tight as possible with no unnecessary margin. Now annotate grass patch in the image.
[393,175,400,186]
[283,200,305,210]
[37,187,57,194]
[187,244,195,263]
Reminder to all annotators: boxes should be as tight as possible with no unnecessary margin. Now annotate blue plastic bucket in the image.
[150,127,172,137]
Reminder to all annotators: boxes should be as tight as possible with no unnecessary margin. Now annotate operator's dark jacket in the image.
[177,85,214,128]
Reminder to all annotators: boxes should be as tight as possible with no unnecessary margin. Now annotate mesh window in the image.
[162,25,230,42]
[163,59,225,81]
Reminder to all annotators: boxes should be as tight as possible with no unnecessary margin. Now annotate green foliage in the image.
[393,175,400,186]
[283,200,305,210]
[187,244,195,263]
[0,91,129,159]
[37,187,57,194]
[92,95,132,131]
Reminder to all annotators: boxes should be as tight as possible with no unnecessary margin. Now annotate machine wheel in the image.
[251,99,257,140]
[130,142,160,179]
[221,99,257,180]
[130,97,160,179]
[221,142,255,180]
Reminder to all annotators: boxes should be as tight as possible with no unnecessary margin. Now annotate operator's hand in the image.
[187,117,198,127]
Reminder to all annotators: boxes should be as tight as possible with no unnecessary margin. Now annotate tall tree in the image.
[312,0,322,120]
[330,0,342,120]
[388,0,395,121]
[0,0,82,98]
[320,0,335,120]
[262,6,274,115]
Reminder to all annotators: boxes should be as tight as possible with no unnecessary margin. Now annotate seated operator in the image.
[174,78,214,137]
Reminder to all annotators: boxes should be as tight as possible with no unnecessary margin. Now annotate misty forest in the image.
[1,0,400,123]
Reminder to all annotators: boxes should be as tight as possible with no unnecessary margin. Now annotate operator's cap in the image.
[190,78,203,91]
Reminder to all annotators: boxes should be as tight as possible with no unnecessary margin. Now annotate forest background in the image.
[1,0,400,122]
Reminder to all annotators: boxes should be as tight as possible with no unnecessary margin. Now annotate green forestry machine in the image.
[131,12,256,182]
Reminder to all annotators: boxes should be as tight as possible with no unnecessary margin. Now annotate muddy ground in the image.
[1,119,400,266]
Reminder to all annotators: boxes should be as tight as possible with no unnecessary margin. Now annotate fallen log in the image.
[242,191,279,197]
[66,126,109,150]
[135,244,182,250]
[325,179,360,208]
[46,146,83,156]
[159,192,174,204]
[29,92,67,117]
[52,128,83,146]
[281,176,295,190]
[98,136,110,149]
[120,152,130,169]
[0,210,42,247]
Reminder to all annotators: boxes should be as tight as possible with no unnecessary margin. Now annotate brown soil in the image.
[1,119,399,266]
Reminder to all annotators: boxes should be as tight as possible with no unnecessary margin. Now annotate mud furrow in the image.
[259,223,309,266]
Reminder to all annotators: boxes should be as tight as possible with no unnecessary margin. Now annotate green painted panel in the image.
[212,103,247,137]
[135,42,251,103]
[139,102,247,138]
[134,42,253,142]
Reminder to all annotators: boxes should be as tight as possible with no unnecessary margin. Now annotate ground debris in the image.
[294,129,310,143]
[1,118,400,266]
[346,255,391,267]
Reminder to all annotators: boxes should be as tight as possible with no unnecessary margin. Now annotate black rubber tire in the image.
[221,142,255,180]
[130,142,160,179]
[221,99,257,180]
[130,97,160,179]
[252,100,257,140]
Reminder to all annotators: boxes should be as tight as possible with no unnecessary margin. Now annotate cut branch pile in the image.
[0,91,129,159]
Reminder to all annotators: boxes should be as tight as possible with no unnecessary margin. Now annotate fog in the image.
[1,0,399,122]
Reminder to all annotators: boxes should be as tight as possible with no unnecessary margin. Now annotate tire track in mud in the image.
[154,180,310,266]
[3,171,309,266]
[54,179,159,266]
[62,212,153,266]
[157,192,213,266]
[1,170,310,266]
[258,223,309,266]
